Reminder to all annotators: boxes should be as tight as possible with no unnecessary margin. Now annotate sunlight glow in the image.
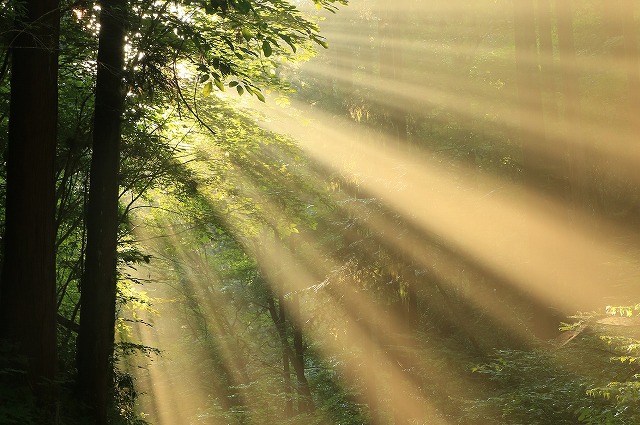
[124,0,640,423]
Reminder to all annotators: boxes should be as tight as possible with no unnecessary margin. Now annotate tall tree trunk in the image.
[289,236,314,414]
[537,0,557,120]
[76,0,127,422]
[267,294,294,417]
[512,1,566,339]
[290,292,314,413]
[0,0,59,411]
[556,0,589,210]
[278,292,294,416]
[513,0,546,166]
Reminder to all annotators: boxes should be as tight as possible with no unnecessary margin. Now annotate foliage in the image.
[470,303,640,425]
[0,343,37,425]
[468,349,593,424]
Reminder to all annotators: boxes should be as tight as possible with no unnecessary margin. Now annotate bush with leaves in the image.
[468,349,595,424]
[469,304,640,425]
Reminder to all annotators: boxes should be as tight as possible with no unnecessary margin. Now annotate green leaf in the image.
[262,40,272,57]
[236,0,251,13]
[317,39,329,49]
[279,34,296,52]
[236,85,244,95]
[228,81,238,87]
[214,78,225,91]
[241,27,252,42]
[255,91,265,102]
[311,35,329,49]
[203,81,213,96]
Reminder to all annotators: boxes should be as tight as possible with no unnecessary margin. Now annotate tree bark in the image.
[267,294,294,417]
[0,0,59,410]
[76,0,127,422]
[289,236,314,413]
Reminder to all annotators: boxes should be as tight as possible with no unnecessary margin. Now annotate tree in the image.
[75,0,346,422]
[512,0,546,164]
[0,0,60,412]
[76,0,127,422]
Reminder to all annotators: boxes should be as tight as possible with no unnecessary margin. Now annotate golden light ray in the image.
[120,1,640,423]
[306,57,640,190]
[124,221,290,425]
[250,96,640,313]
[138,127,490,422]
[120,264,217,425]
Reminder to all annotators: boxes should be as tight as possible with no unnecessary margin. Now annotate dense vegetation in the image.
[1,0,640,424]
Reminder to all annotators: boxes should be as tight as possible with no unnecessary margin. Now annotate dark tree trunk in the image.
[267,294,294,417]
[76,0,127,422]
[278,292,294,416]
[289,236,314,413]
[0,0,59,410]
[291,292,314,413]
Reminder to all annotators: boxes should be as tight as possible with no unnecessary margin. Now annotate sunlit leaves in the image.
[262,39,272,57]
[241,27,252,41]
[203,81,213,95]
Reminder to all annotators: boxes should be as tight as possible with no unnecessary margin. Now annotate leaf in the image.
[279,34,296,52]
[255,91,265,102]
[214,78,225,91]
[203,81,213,96]
[229,81,238,87]
[236,0,251,13]
[219,62,231,76]
[236,85,244,95]
[311,35,329,49]
[262,40,272,57]
[241,27,252,42]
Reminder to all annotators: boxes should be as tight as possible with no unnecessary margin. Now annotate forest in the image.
[1,0,640,424]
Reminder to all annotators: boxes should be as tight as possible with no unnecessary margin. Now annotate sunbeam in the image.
[115,1,640,424]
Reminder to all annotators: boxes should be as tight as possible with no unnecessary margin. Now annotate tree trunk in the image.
[556,0,588,210]
[267,294,294,417]
[290,292,314,413]
[278,292,294,416]
[0,0,59,411]
[289,236,314,413]
[76,0,127,422]
[537,0,557,119]
[513,0,546,165]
